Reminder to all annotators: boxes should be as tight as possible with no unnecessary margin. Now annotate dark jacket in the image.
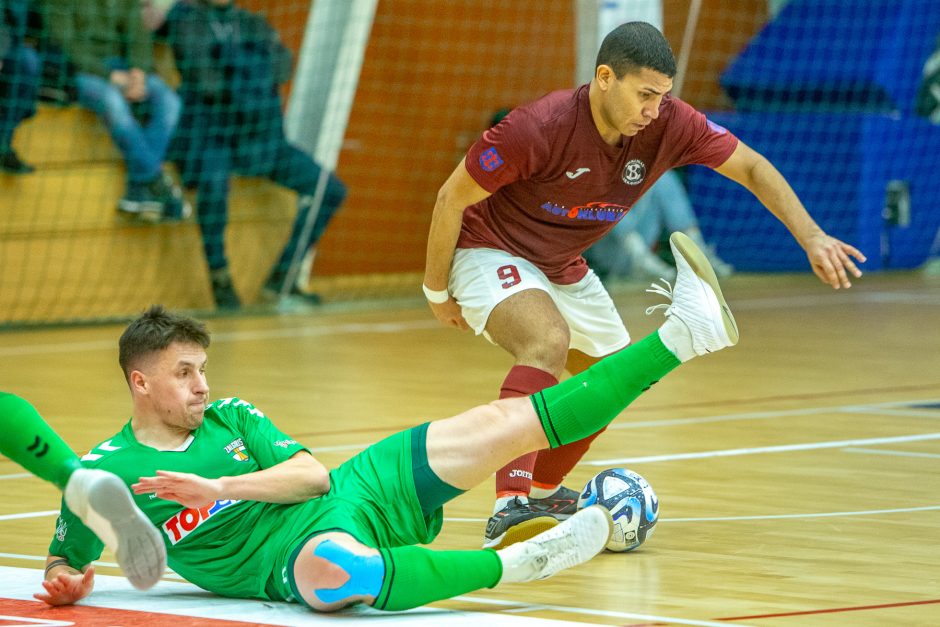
[165,0,291,114]
[0,0,30,60]
[44,0,152,76]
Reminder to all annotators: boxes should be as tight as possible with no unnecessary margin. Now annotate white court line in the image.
[0,510,57,522]
[0,566,600,627]
[0,474,31,481]
[839,407,940,420]
[611,399,940,431]
[586,431,940,466]
[843,447,940,459]
[0,616,72,626]
[663,504,940,523]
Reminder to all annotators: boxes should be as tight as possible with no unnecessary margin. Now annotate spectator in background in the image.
[44,0,187,221]
[915,32,940,275]
[164,0,346,310]
[0,0,40,173]
[584,169,733,282]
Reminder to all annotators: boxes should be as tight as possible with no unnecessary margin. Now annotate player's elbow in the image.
[304,458,331,498]
[311,466,331,497]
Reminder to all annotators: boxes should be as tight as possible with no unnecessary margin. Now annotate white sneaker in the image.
[496,505,613,583]
[64,469,166,590]
[646,232,739,361]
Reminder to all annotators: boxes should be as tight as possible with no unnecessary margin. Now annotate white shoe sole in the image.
[669,232,739,347]
[65,469,167,589]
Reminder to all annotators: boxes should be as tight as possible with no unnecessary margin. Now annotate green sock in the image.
[532,332,680,448]
[373,546,501,611]
[0,392,82,489]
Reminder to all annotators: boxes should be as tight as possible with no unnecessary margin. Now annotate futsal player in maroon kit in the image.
[423,22,865,548]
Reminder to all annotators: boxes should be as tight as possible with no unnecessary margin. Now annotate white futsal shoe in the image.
[646,231,739,362]
[64,468,166,589]
[496,505,613,583]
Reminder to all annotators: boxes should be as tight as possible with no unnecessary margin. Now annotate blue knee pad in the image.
[313,539,385,604]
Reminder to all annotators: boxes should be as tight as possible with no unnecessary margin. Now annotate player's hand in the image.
[804,231,866,289]
[132,470,223,508]
[125,68,148,102]
[34,566,94,606]
[428,298,470,331]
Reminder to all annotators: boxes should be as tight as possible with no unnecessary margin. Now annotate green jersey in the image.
[49,398,442,601]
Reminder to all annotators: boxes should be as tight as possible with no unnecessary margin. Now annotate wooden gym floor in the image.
[1,270,939,626]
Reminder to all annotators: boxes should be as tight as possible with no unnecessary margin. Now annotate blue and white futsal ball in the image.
[578,468,659,552]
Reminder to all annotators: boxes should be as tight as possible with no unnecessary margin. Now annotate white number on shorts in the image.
[497,265,521,289]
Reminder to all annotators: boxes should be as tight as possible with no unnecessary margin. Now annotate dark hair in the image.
[595,22,676,79]
[119,305,210,379]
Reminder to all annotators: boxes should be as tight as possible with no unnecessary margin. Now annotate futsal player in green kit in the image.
[0,393,165,595]
[41,233,738,611]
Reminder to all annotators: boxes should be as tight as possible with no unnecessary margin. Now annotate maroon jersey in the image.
[460,84,738,284]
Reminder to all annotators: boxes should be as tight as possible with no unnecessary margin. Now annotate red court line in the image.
[0,598,267,626]
[718,598,940,621]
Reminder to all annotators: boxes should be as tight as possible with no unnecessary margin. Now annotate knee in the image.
[521,324,570,374]
[99,88,135,128]
[291,532,384,613]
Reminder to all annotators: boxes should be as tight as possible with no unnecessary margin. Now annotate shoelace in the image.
[644,278,674,315]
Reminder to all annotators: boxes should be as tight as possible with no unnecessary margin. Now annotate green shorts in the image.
[263,423,460,602]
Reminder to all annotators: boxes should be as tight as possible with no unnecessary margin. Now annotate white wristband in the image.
[422,284,450,304]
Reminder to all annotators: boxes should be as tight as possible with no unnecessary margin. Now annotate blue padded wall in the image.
[721,0,940,115]
[687,112,940,272]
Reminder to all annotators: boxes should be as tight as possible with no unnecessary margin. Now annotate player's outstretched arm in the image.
[132,451,329,507]
[35,557,93,606]
[714,141,867,289]
[423,160,492,330]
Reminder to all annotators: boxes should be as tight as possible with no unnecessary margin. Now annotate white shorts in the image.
[449,248,631,357]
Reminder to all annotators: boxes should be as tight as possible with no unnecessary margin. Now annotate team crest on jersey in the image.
[622,159,646,185]
[224,438,250,462]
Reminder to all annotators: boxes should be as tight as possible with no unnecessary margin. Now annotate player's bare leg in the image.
[482,288,570,548]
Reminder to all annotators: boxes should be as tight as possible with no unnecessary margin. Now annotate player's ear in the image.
[129,369,148,394]
[595,64,615,89]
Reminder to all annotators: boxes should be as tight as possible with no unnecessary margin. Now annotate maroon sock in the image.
[494,365,559,496]
[532,427,607,488]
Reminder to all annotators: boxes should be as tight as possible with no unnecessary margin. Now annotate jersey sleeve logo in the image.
[706,119,728,135]
[479,147,504,172]
[55,517,68,541]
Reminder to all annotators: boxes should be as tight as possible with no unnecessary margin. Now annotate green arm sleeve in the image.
[47,497,104,570]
